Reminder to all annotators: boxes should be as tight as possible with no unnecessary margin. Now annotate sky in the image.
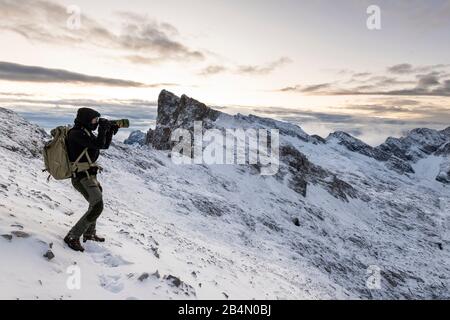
[0,0,449,145]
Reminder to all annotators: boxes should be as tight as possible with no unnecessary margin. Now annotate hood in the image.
[75,108,101,129]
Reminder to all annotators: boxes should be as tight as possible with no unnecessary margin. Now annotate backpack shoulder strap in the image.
[84,149,93,166]
[73,148,89,166]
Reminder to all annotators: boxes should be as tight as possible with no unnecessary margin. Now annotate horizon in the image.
[0,0,449,145]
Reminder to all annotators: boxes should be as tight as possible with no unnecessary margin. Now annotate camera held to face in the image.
[99,118,130,129]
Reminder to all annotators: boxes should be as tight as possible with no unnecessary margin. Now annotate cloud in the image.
[353,72,372,78]
[0,96,157,110]
[278,64,450,97]
[197,65,228,76]
[198,57,292,77]
[280,83,332,93]
[386,99,420,106]
[0,61,178,87]
[236,57,292,75]
[387,63,414,74]
[387,63,450,75]
[0,0,205,65]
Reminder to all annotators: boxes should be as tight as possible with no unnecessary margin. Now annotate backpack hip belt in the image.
[71,148,103,179]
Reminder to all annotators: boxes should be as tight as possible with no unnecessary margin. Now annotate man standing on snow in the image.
[63,108,118,252]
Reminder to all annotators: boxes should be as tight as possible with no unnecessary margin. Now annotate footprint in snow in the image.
[98,274,124,293]
[84,242,133,268]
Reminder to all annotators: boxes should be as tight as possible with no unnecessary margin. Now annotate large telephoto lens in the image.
[111,119,130,128]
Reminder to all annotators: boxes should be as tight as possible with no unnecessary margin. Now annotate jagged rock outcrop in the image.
[233,113,317,143]
[440,126,450,137]
[327,131,390,161]
[0,107,49,158]
[328,127,450,179]
[385,156,415,175]
[436,163,450,184]
[279,145,359,202]
[150,90,221,150]
[376,128,450,162]
[327,131,414,175]
[435,142,450,156]
[435,142,450,184]
[124,130,146,145]
[147,90,323,151]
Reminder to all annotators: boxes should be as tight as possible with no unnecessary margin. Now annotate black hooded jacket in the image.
[67,108,113,174]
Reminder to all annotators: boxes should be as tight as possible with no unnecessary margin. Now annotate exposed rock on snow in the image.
[435,142,450,156]
[436,162,450,184]
[124,130,146,146]
[327,131,415,175]
[1,234,13,241]
[385,156,415,175]
[43,250,55,260]
[164,274,196,296]
[279,144,359,201]
[150,90,220,150]
[11,231,30,238]
[327,131,390,161]
[138,272,149,282]
[433,142,450,184]
[377,128,449,162]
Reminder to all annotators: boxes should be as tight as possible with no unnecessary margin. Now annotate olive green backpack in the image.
[43,126,96,180]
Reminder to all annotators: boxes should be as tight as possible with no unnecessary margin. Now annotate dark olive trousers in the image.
[68,175,104,238]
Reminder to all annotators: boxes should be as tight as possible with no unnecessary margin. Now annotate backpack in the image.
[43,126,97,180]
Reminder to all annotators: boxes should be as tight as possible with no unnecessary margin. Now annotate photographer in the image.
[64,107,118,252]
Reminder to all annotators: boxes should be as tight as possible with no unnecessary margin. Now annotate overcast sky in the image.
[0,0,449,145]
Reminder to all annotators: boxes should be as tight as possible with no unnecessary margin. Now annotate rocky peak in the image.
[327,131,390,161]
[376,127,450,162]
[326,130,414,174]
[148,90,319,150]
[232,113,314,143]
[441,126,450,137]
[150,90,221,150]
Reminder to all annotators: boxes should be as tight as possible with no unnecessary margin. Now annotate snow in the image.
[413,156,443,182]
[0,106,449,300]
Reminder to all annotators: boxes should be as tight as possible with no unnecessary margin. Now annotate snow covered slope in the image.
[0,91,449,300]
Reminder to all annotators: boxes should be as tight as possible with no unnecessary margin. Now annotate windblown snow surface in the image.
[0,103,449,300]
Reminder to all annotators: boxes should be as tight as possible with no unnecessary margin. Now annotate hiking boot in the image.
[83,234,105,243]
[64,235,85,252]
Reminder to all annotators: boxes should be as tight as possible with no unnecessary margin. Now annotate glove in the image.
[111,124,119,135]
[99,119,111,130]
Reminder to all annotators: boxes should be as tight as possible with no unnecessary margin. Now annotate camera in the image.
[99,118,130,128]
